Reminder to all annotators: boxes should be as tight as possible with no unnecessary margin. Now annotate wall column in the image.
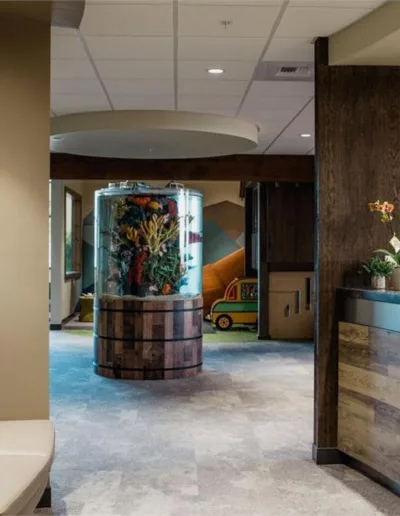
[50,181,64,329]
[314,37,400,462]
[257,182,269,339]
[0,10,50,420]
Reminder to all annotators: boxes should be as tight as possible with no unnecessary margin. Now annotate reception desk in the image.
[337,287,400,495]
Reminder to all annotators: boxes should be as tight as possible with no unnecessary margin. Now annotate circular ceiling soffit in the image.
[50,110,258,159]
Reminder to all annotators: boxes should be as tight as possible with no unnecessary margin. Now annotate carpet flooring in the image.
[35,331,399,515]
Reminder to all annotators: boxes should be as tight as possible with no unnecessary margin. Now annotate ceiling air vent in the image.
[254,61,314,82]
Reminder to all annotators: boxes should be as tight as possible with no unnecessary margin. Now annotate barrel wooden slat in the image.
[94,295,203,380]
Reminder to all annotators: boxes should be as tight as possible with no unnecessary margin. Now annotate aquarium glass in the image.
[95,182,203,300]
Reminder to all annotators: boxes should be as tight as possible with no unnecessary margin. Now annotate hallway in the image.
[36,332,398,516]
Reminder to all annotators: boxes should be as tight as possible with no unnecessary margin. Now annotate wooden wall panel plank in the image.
[339,362,400,410]
[338,322,400,482]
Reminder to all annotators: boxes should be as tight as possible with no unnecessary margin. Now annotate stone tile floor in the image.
[36,331,400,515]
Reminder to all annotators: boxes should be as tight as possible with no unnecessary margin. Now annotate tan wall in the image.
[82,180,243,216]
[0,14,50,420]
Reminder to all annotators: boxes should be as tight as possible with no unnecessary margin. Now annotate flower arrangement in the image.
[368,197,400,290]
[104,193,202,297]
[368,199,400,265]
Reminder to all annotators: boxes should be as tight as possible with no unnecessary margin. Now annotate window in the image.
[65,187,82,279]
[241,282,257,301]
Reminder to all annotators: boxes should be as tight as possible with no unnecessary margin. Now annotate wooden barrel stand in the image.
[94,295,203,380]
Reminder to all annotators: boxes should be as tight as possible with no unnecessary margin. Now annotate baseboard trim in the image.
[342,453,400,498]
[49,324,62,331]
[37,487,51,508]
[312,445,344,465]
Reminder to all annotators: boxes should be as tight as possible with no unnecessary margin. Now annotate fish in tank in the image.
[95,182,203,300]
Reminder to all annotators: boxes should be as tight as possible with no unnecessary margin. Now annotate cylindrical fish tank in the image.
[94,181,203,380]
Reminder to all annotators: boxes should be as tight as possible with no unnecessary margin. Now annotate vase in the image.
[391,268,400,291]
[371,276,386,290]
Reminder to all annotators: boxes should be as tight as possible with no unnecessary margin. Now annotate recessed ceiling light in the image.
[208,68,224,75]
[300,133,311,138]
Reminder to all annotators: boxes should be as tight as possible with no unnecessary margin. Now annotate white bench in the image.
[0,421,55,515]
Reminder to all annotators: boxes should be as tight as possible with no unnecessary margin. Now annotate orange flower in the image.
[382,201,395,213]
[162,283,171,295]
[130,196,151,207]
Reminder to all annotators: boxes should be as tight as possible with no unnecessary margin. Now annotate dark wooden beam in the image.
[50,153,314,182]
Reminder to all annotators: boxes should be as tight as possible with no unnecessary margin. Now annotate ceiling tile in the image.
[247,80,314,98]
[178,5,280,37]
[111,96,175,110]
[179,79,248,96]
[242,95,311,111]
[241,138,275,154]
[180,0,283,4]
[178,95,242,110]
[51,93,111,115]
[51,79,103,95]
[257,120,288,137]
[279,99,314,137]
[51,27,77,37]
[240,108,299,123]
[264,37,314,62]
[178,60,255,81]
[84,36,173,60]
[179,107,238,116]
[95,60,173,79]
[103,79,174,96]
[87,0,172,3]
[51,59,97,80]
[80,4,173,36]
[265,137,314,154]
[51,35,87,59]
[288,0,384,7]
[178,37,265,61]
[275,6,371,37]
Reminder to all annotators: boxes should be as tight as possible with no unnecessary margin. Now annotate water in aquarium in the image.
[95,181,203,301]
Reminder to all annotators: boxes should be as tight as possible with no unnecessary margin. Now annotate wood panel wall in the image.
[256,181,314,340]
[314,37,400,457]
[338,322,400,484]
[267,182,314,272]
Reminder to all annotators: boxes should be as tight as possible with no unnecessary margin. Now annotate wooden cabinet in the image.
[269,272,314,340]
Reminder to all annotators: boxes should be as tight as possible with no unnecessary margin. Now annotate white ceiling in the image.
[51,0,386,155]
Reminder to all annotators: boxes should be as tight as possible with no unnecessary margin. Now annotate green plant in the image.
[374,249,400,267]
[360,256,394,277]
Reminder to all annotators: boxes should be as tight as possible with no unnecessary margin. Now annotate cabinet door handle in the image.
[295,290,301,314]
[284,304,290,318]
[305,277,311,310]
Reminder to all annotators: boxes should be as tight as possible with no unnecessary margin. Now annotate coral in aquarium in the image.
[104,194,202,297]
